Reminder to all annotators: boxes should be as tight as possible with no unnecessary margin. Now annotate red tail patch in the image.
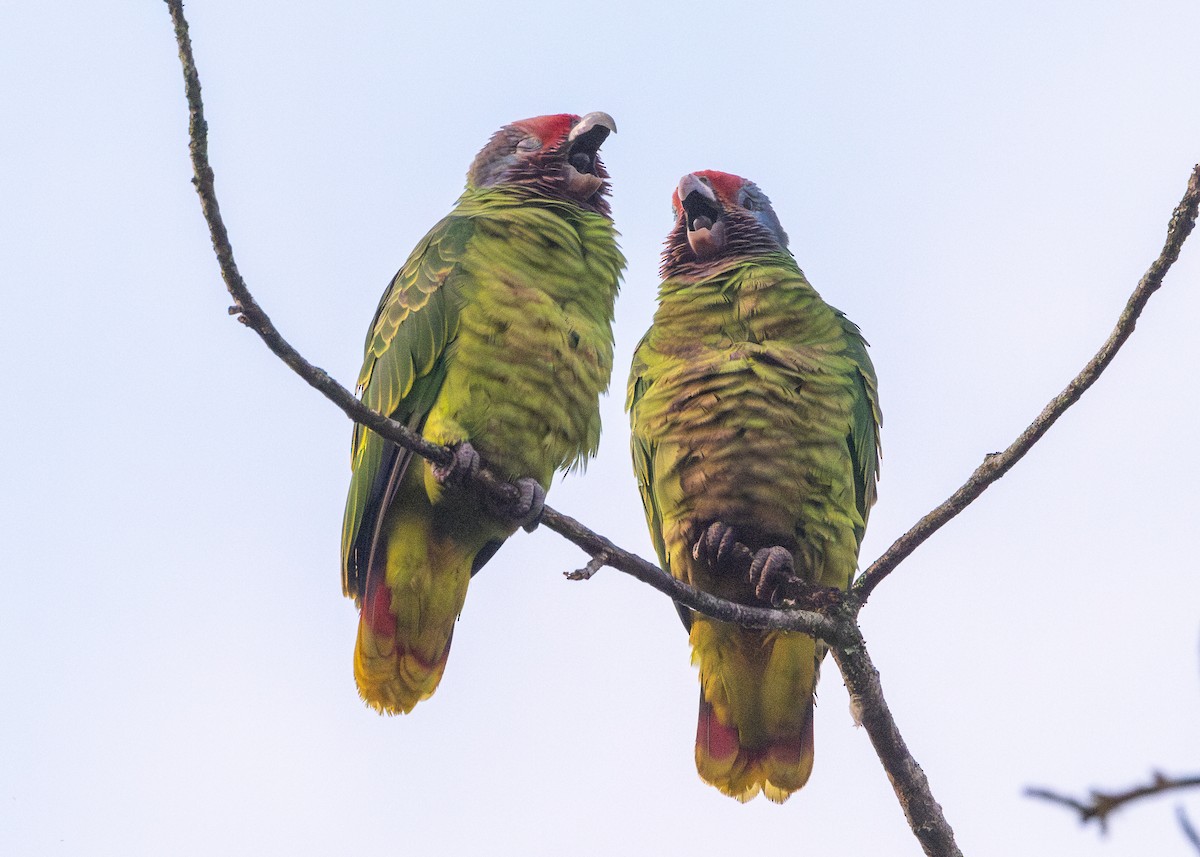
[697,698,740,763]
[695,691,816,802]
[363,580,396,638]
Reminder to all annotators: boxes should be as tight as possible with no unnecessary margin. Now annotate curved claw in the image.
[486,477,546,531]
[514,478,546,532]
[432,441,481,486]
[692,521,750,575]
[749,546,795,605]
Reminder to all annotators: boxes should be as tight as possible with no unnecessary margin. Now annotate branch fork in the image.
[1027,771,1200,834]
[166,3,1199,853]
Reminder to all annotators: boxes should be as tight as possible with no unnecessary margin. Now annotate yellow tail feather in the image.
[354,616,453,715]
[353,510,475,715]
[691,616,819,802]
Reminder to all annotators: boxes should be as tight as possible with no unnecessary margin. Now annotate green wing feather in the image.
[626,333,668,573]
[838,315,881,545]
[340,215,473,598]
[629,329,695,629]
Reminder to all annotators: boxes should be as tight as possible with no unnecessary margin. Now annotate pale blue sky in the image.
[2,2,1198,855]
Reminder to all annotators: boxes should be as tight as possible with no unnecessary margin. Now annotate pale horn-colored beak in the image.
[568,111,617,141]
[563,112,615,199]
[677,173,716,206]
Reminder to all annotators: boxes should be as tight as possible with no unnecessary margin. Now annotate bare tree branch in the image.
[164,5,945,846]
[549,506,852,641]
[163,4,960,852]
[853,162,1200,605]
[166,5,1195,855]
[831,623,964,857]
[1179,805,1200,855]
[1026,772,1200,834]
[165,2,451,469]
[1177,639,1200,854]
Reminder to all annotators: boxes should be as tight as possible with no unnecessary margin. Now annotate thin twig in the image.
[853,162,1200,605]
[566,550,610,581]
[1179,805,1200,855]
[1026,772,1200,834]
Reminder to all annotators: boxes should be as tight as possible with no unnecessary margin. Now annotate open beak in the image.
[563,111,616,199]
[678,173,726,259]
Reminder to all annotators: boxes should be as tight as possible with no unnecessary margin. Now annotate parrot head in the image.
[466,112,617,213]
[663,170,790,276]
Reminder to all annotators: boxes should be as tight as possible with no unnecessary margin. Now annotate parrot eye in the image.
[742,195,759,212]
[516,136,542,152]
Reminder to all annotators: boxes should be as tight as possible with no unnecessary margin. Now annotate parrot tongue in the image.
[687,217,726,259]
[564,165,604,198]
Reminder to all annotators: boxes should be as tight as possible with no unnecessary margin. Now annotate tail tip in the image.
[353,607,453,716]
[695,696,815,803]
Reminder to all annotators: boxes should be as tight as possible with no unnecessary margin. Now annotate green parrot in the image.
[342,113,624,715]
[628,170,880,802]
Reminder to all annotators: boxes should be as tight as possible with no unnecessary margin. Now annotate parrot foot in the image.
[749,546,796,606]
[433,443,543,531]
[486,476,546,532]
[692,521,753,575]
[432,441,481,486]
